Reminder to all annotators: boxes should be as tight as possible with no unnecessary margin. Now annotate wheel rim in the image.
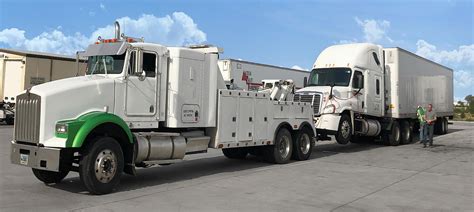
[299,134,311,155]
[341,120,350,138]
[278,135,291,159]
[94,149,117,183]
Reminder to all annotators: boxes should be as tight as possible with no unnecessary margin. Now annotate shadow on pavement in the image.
[48,128,464,195]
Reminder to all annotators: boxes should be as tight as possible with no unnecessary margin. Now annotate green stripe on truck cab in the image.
[56,112,133,148]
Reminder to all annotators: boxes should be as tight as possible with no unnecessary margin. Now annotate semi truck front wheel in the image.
[79,136,124,195]
[336,114,351,145]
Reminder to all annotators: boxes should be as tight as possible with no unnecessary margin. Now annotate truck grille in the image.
[14,93,41,144]
[294,93,322,115]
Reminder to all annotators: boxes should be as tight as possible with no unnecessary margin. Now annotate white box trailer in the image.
[0,48,87,124]
[218,59,309,90]
[296,43,453,146]
[384,47,453,118]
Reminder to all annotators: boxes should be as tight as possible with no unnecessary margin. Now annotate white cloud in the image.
[91,13,206,46]
[416,40,474,66]
[99,3,106,10]
[88,11,95,17]
[291,65,308,71]
[453,70,474,88]
[0,12,206,55]
[354,17,392,43]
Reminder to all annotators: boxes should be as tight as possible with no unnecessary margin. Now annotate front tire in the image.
[383,121,401,146]
[79,137,124,195]
[336,114,352,145]
[32,168,69,184]
[292,127,314,161]
[264,128,293,164]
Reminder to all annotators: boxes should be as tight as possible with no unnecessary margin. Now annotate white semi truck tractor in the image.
[295,43,453,146]
[10,22,315,194]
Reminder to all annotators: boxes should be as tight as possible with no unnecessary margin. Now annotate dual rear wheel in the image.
[222,127,314,164]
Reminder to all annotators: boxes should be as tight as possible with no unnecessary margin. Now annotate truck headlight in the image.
[55,123,68,134]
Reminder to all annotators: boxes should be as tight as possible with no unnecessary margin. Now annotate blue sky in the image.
[0,0,472,100]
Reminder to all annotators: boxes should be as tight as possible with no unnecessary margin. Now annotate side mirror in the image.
[303,76,308,87]
[138,70,146,81]
[357,76,363,89]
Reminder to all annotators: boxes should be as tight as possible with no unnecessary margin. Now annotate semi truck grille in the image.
[294,93,322,115]
[14,93,41,144]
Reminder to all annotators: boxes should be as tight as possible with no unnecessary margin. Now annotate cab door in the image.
[351,70,364,112]
[125,49,157,116]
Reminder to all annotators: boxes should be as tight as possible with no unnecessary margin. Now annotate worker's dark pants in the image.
[426,124,434,145]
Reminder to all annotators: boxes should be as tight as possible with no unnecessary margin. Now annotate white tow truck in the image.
[10,22,315,194]
[294,43,453,145]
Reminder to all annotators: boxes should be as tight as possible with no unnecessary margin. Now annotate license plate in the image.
[20,154,29,165]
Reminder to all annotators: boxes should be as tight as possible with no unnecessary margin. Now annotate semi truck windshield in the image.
[86,54,126,75]
[308,68,352,86]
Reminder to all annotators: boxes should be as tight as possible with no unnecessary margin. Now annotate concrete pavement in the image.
[0,122,472,211]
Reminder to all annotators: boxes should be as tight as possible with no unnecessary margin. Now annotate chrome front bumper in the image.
[11,141,61,172]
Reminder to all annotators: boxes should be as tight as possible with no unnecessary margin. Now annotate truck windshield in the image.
[308,68,352,86]
[86,54,125,75]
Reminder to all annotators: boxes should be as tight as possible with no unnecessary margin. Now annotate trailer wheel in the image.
[79,136,124,195]
[264,128,293,164]
[336,114,351,145]
[439,117,448,135]
[383,121,401,146]
[5,117,14,125]
[222,148,248,159]
[443,117,448,134]
[32,168,69,184]
[292,127,314,161]
[400,120,413,145]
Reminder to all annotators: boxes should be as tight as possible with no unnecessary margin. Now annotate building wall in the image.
[0,52,25,101]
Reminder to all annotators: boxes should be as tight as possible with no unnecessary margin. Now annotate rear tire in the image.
[5,117,14,125]
[400,120,413,145]
[32,168,69,184]
[292,127,314,161]
[222,148,248,159]
[263,128,293,164]
[441,117,448,135]
[336,114,352,145]
[383,121,401,146]
[79,136,124,195]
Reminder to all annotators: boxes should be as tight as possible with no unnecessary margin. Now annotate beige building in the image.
[0,48,87,103]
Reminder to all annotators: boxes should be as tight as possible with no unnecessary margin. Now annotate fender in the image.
[56,112,133,148]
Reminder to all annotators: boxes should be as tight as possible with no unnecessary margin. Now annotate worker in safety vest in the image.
[416,105,427,146]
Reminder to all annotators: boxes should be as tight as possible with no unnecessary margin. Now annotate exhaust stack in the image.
[114,21,120,40]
